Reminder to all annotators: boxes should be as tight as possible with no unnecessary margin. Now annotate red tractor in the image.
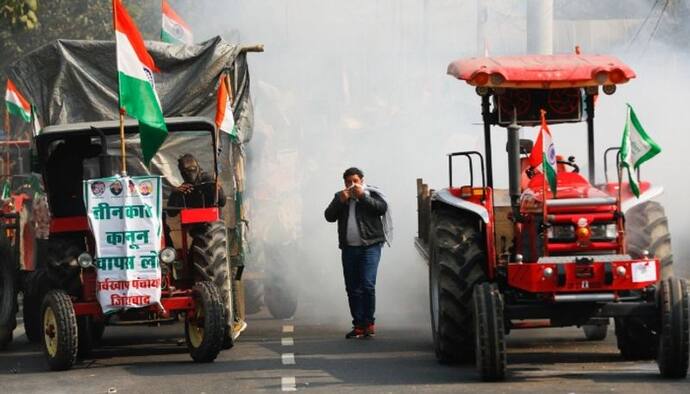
[416,53,688,380]
[2,117,237,370]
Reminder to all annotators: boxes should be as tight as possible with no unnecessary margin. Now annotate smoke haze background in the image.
[177,0,689,326]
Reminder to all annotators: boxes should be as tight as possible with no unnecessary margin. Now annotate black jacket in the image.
[168,172,225,217]
[324,191,387,249]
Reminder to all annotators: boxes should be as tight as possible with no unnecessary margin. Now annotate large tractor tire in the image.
[0,237,17,350]
[185,281,225,362]
[473,282,506,381]
[429,210,487,363]
[614,316,657,360]
[656,277,689,378]
[626,201,673,278]
[41,289,78,371]
[190,221,234,349]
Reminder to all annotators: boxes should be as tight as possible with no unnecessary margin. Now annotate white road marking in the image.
[282,325,294,333]
[281,376,296,391]
[281,353,295,365]
[281,337,294,346]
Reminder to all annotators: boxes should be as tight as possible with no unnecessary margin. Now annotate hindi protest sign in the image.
[84,175,163,313]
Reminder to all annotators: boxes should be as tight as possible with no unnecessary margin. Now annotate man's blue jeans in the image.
[341,243,382,327]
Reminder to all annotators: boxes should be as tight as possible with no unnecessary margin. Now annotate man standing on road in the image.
[324,167,390,339]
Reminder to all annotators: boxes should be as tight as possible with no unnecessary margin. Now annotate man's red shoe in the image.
[345,327,365,339]
[365,323,376,337]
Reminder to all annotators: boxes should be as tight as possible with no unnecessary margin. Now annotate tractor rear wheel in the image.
[626,201,673,278]
[656,277,689,378]
[243,278,263,315]
[0,236,17,350]
[185,281,225,362]
[191,222,234,349]
[429,210,487,363]
[615,316,657,360]
[583,323,608,341]
[41,289,77,371]
[473,282,506,381]
[265,273,298,320]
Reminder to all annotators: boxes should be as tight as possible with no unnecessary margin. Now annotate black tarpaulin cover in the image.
[6,36,253,143]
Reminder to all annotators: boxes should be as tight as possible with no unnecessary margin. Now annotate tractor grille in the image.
[537,254,631,264]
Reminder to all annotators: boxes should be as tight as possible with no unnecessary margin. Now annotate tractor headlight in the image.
[591,223,617,241]
[160,247,176,264]
[547,224,575,241]
[77,252,93,268]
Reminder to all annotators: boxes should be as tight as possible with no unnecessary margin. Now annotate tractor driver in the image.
[167,153,225,215]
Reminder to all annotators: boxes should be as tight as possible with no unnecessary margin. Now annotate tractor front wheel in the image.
[582,323,608,341]
[41,289,77,371]
[429,211,487,363]
[185,281,225,362]
[473,282,507,381]
[656,277,689,378]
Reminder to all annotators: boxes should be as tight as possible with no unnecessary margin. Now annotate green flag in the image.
[620,104,661,197]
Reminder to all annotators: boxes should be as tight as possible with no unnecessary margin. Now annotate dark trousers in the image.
[341,243,382,327]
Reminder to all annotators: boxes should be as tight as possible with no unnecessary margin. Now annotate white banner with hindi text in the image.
[84,175,163,314]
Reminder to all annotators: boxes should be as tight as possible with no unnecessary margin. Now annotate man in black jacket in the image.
[324,167,387,339]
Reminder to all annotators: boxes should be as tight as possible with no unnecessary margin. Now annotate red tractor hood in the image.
[522,172,610,202]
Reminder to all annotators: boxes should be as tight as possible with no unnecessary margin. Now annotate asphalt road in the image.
[1,302,688,394]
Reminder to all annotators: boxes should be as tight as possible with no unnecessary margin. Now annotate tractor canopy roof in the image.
[447,53,635,89]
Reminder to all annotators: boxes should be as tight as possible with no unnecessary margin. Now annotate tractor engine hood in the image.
[520,172,611,211]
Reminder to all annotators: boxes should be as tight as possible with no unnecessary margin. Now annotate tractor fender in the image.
[431,188,489,223]
[621,185,663,213]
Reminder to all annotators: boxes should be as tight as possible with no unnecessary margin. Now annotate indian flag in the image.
[114,0,168,165]
[529,110,558,197]
[620,104,660,197]
[5,79,31,123]
[215,73,238,141]
[161,0,193,45]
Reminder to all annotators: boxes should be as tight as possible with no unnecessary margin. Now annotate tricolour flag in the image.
[114,0,168,165]
[5,79,31,123]
[620,104,660,197]
[161,0,193,45]
[529,110,558,197]
[215,73,238,141]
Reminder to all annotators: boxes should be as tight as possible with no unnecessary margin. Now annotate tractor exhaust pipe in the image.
[507,113,521,216]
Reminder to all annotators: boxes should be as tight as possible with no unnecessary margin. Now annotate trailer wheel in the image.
[657,277,689,378]
[473,282,506,381]
[626,201,673,278]
[41,289,77,371]
[583,324,608,341]
[265,274,297,320]
[429,211,487,363]
[191,222,234,348]
[186,281,225,362]
[243,279,263,315]
[0,236,17,350]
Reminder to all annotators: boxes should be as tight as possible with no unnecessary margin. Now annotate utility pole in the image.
[477,0,488,56]
[526,0,553,54]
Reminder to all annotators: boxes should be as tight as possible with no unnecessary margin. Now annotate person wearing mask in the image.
[324,167,390,339]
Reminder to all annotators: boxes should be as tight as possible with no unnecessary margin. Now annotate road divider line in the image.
[282,325,294,333]
[281,337,294,346]
[281,353,295,365]
[281,376,296,391]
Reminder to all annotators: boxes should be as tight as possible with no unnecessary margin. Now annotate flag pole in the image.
[119,108,127,175]
[3,108,10,178]
[540,109,549,257]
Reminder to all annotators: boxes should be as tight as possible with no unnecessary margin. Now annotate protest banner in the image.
[84,175,162,313]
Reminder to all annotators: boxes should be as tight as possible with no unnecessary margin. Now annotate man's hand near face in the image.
[351,183,364,199]
[177,183,194,194]
[339,187,351,203]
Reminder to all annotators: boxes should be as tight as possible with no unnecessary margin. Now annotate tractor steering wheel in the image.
[557,158,580,173]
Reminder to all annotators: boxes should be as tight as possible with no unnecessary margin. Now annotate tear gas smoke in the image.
[179,0,690,326]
